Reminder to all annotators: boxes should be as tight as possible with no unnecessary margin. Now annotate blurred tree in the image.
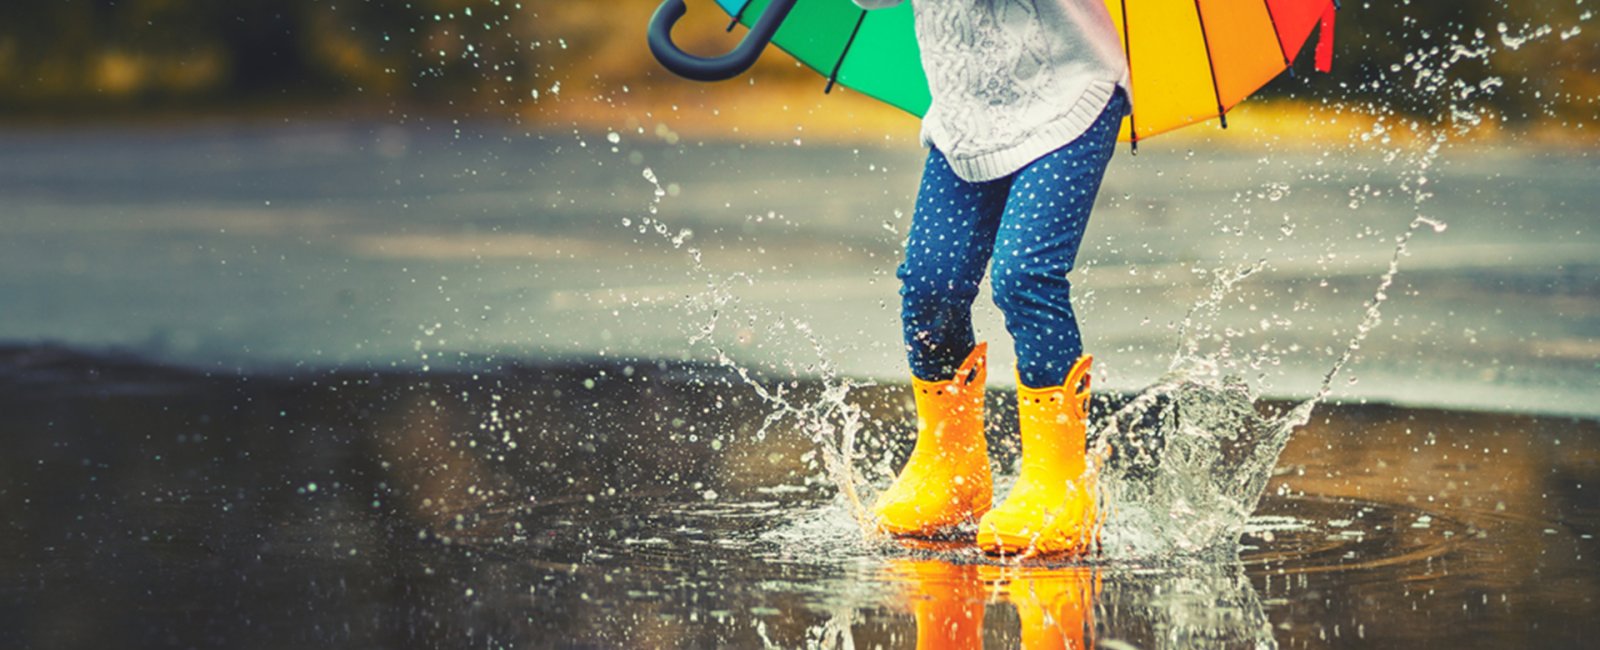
[1266,0,1595,127]
[215,2,324,96]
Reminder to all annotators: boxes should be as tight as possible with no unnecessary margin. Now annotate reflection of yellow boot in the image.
[978,355,1098,556]
[982,564,1100,650]
[887,559,985,650]
[874,344,993,537]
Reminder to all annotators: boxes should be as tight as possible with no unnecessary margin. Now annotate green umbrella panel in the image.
[712,0,931,116]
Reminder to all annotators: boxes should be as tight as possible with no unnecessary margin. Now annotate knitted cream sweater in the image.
[854,0,1129,182]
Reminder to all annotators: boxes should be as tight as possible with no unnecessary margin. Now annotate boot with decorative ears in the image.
[978,355,1098,557]
[874,343,994,538]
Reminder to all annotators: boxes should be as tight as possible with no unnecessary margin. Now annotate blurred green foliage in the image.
[0,0,1592,125]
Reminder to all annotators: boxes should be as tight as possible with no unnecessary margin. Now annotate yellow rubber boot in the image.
[977,355,1098,556]
[874,343,993,537]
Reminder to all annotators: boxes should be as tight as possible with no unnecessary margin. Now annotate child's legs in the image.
[990,93,1125,388]
[898,149,1009,381]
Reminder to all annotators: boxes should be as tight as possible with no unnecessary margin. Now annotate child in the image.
[854,0,1130,556]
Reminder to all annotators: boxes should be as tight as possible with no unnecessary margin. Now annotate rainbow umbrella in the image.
[647,0,1338,147]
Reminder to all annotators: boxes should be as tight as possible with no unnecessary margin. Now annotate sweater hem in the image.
[932,81,1119,183]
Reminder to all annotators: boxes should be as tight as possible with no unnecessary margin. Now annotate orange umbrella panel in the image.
[1108,0,1337,144]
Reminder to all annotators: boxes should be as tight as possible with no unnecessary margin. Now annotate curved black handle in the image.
[648,0,799,81]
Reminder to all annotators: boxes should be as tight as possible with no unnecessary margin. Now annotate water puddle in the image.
[4,348,1594,646]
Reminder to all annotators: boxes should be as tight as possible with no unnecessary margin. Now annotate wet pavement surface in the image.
[1,124,1596,416]
[3,346,1596,648]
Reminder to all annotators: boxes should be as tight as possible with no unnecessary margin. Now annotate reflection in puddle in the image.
[882,559,1100,650]
[874,557,1270,649]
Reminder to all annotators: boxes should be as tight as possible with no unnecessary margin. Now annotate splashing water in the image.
[615,5,1586,563]
[635,132,1448,563]
[632,164,880,537]
[1089,206,1448,558]
[1077,7,1573,558]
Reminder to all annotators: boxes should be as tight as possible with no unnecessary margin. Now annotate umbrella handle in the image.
[648,0,798,81]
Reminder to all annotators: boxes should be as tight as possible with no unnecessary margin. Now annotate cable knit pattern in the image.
[854,0,1128,182]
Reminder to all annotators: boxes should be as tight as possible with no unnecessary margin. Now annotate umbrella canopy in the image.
[650,0,1337,146]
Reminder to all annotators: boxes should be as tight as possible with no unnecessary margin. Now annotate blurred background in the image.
[2,1,1596,132]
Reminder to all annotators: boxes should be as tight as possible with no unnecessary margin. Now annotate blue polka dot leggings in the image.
[900,90,1127,388]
